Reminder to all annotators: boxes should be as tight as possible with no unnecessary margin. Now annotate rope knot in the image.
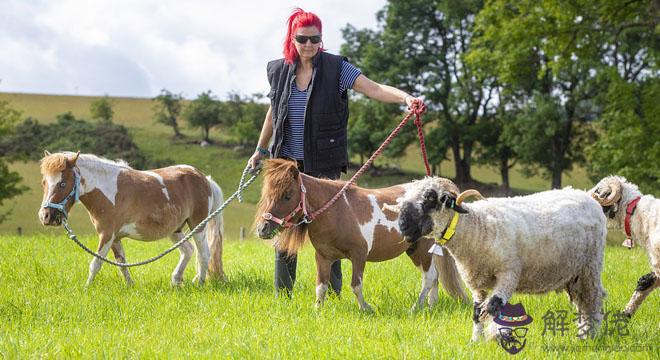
[408,99,427,115]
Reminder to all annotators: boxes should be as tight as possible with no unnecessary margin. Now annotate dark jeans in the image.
[274,159,343,297]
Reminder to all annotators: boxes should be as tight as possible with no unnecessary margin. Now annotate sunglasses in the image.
[294,35,321,44]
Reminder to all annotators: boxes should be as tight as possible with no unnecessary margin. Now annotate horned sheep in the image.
[589,176,660,317]
[396,177,608,341]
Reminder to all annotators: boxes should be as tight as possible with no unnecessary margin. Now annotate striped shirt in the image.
[280,61,361,161]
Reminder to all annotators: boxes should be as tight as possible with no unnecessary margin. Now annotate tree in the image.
[90,95,114,123]
[184,91,222,142]
[578,1,659,193]
[231,93,267,146]
[0,99,27,223]
[342,0,496,184]
[153,89,184,138]
[587,76,659,194]
[1,112,169,169]
[347,99,409,166]
[469,0,605,188]
[473,96,517,194]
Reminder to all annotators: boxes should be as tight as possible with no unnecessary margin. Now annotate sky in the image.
[0,0,387,99]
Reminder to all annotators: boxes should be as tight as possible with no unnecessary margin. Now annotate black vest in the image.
[266,52,350,173]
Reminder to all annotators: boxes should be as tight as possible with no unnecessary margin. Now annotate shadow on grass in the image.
[206,270,273,295]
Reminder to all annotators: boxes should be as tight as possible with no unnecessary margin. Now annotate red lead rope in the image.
[308,100,430,220]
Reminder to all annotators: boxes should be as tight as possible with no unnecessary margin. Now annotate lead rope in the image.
[308,101,429,220]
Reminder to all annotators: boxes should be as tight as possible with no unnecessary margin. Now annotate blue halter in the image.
[41,168,81,219]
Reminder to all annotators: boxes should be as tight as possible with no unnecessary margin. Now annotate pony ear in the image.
[44,150,51,157]
[68,151,81,167]
[288,161,300,178]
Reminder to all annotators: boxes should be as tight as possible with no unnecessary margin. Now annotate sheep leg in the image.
[567,268,606,339]
[314,252,333,308]
[480,269,520,322]
[471,290,488,342]
[623,272,659,317]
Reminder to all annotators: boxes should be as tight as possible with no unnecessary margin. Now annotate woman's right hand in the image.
[248,150,266,173]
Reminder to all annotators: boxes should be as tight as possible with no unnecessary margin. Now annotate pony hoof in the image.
[360,304,374,313]
[211,273,228,283]
[171,276,184,287]
[410,303,424,313]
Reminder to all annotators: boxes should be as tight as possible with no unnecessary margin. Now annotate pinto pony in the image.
[38,151,225,286]
[254,159,466,311]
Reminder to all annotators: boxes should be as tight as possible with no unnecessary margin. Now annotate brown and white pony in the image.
[254,159,467,311]
[38,151,225,286]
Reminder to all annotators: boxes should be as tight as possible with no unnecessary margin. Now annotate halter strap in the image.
[262,172,311,228]
[623,196,641,249]
[41,168,81,219]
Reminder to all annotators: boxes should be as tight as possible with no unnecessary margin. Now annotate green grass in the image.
[0,234,658,358]
[1,92,657,358]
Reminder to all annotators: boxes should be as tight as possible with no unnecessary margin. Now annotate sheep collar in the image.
[623,196,641,249]
[437,212,460,245]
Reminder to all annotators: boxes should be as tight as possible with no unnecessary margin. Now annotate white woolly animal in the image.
[589,176,660,317]
[397,177,608,341]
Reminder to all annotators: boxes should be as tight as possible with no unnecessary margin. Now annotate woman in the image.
[249,8,424,297]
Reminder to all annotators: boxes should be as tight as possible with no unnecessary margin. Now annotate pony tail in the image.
[283,8,304,64]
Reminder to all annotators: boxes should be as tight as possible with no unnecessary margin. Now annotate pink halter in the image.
[262,172,311,228]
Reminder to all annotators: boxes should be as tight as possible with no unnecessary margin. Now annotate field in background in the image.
[1,235,658,358]
[0,92,609,239]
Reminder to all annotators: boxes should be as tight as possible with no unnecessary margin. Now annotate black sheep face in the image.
[399,189,441,242]
[398,188,468,242]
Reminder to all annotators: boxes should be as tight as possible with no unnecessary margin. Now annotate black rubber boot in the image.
[274,250,297,298]
[329,260,342,296]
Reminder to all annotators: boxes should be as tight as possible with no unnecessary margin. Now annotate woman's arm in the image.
[248,105,273,170]
[352,74,419,108]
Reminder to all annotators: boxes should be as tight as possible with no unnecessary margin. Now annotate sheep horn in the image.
[600,181,622,207]
[456,189,485,205]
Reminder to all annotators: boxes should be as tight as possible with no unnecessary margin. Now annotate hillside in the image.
[0,92,613,241]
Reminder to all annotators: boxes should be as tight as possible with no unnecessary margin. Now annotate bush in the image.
[1,112,170,169]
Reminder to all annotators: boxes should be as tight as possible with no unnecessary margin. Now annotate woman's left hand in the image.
[405,96,426,114]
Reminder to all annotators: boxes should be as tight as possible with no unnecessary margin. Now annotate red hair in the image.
[283,8,324,64]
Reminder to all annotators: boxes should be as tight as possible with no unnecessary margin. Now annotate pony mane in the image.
[253,159,308,255]
[76,152,131,169]
[40,151,131,175]
[40,153,69,175]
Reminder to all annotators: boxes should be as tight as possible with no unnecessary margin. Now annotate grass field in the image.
[1,234,658,358]
[1,92,655,358]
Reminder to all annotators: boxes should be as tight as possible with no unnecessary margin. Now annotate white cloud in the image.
[0,0,386,99]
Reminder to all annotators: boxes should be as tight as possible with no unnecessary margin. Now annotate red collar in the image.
[624,196,641,245]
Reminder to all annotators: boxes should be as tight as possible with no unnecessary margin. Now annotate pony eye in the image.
[284,192,292,201]
[59,181,66,188]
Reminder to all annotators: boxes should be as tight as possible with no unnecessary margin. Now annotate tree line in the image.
[0,0,657,218]
[153,89,267,145]
[341,0,658,194]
